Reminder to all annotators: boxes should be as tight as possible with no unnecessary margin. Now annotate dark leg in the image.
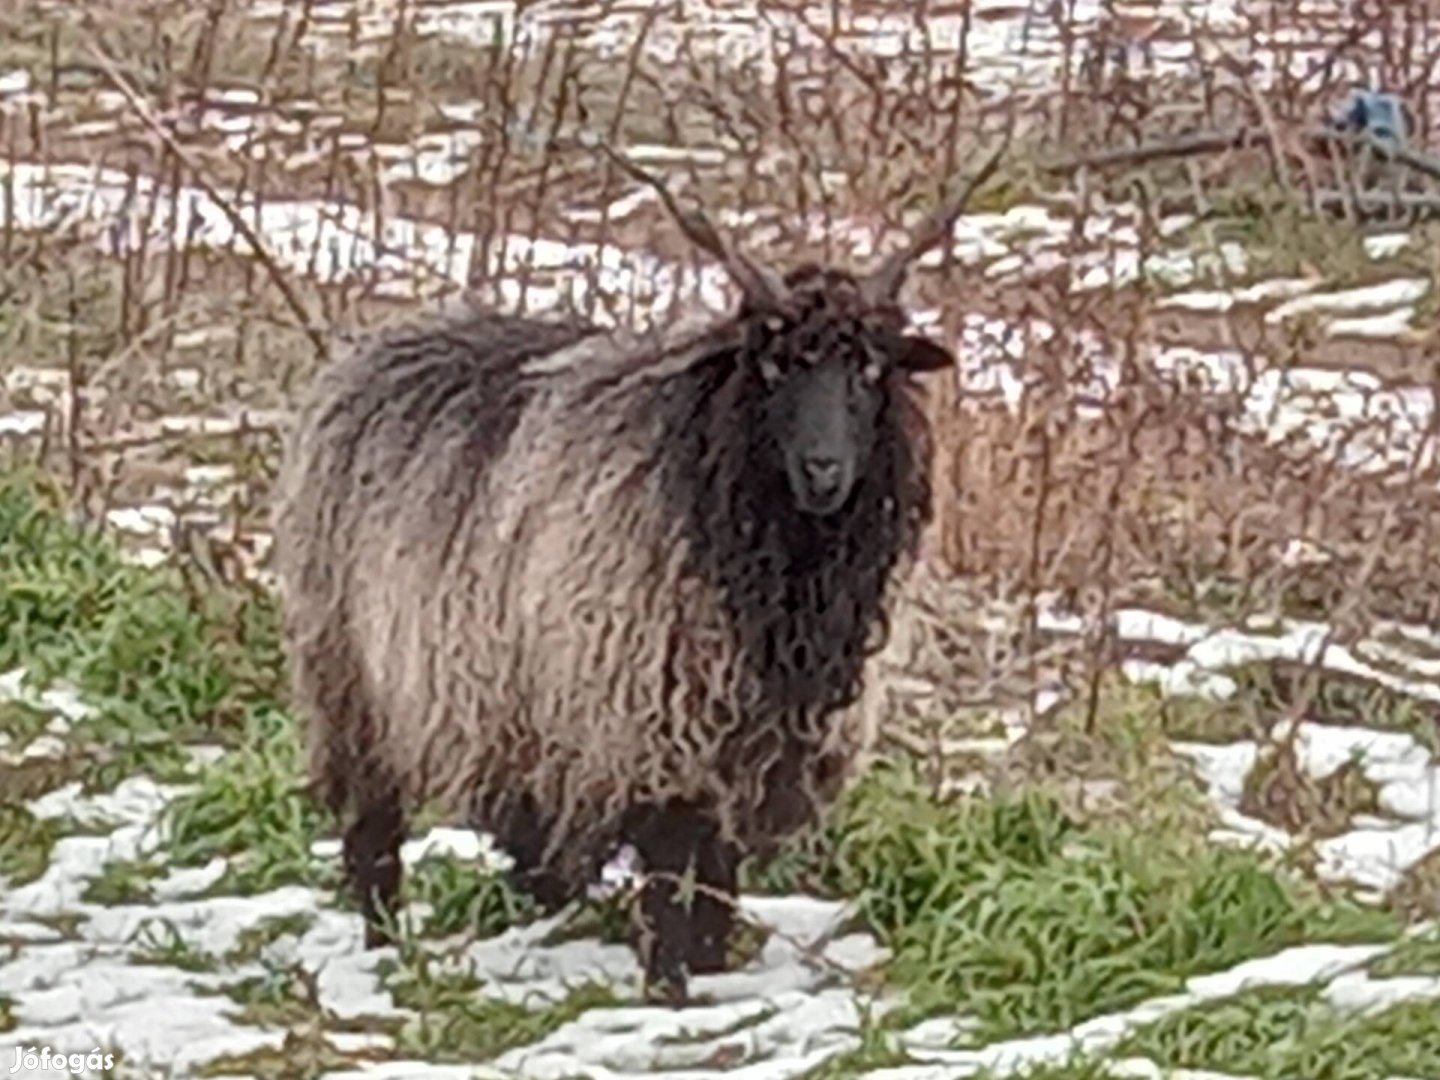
[512,864,577,915]
[343,784,406,949]
[492,793,583,915]
[628,803,738,1004]
[305,678,407,948]
[684,837,739,975]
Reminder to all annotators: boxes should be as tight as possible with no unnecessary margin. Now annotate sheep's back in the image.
[355,334,710,842]
[271,309,600,802]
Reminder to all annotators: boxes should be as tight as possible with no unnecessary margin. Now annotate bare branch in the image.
[595,143,788,311]
[1041,128,1272,173]
[863,128,1014,303]
[1042,125,1440,186]
[84,38,329,365]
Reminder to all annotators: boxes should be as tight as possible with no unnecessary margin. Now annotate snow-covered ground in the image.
[5,1,1440,1077]
[3,636,1439,1079]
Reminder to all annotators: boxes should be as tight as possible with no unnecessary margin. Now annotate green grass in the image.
[162,704,330,895]
[198,952,399,1048]
[0,993,14,1033]
[0,699,52,745]
[80,857,167,905]
[0,470,285,724]
[1118,984,1440,1079]
[213,959,331,1029]
[1370,926,1440,977]
[1155,692,1263,744]
[381,951,618,1063]
[975,1058,1114,1080]
[794,1003,914,1079]
[0,475,385,902]
[28,911,88,939]
[403,853,537,940]
[0,471,535,922]
[0,802,63,885]
[1183,174,1440,295]
[225,912,319,966]
[1152,656,1440,752]
[194,1029,379,1080]
[784,758,1398,1042]
[0,751,92,803]
[126,917,220,973]
[540,892,636,948]
[0,470,287,808]
[1209,195,1373,287]
[759,676,1412,1044]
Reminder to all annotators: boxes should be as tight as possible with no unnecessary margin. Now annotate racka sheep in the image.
[272,144,1005,1003]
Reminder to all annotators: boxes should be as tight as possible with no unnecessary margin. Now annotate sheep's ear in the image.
[896,334,954,373]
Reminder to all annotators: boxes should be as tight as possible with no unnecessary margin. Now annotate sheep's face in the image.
[748,267,954,518]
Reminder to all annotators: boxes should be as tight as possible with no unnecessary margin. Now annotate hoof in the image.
[509,867,578,917]
[642,971,690,1007]
[362,921,398,950]
[685,934,730,975]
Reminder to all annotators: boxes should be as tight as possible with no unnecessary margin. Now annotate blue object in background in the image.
[1333,88,1410,149]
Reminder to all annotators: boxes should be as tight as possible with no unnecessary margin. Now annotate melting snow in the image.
[1264,279,1431,324]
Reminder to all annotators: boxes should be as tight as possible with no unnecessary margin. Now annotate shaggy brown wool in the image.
[272,266,940,988]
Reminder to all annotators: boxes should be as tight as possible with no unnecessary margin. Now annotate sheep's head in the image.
[743,266,952,517]
[602,136,1010,516]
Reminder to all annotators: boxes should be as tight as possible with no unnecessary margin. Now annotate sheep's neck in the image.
[721,485,899,712]
[658,353,927,717]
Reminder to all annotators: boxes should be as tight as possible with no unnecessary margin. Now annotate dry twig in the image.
[85,39,330,363]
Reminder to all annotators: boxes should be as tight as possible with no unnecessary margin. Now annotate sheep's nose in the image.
[803,455,843,492]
